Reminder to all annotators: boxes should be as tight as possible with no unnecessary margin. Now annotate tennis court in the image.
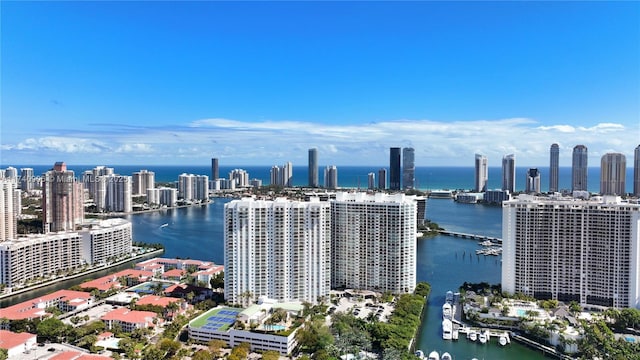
[191,307,242,331]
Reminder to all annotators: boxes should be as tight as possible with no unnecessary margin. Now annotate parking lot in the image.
[61,303,118,326]
[327,290,395,322]
[11,343,84,360]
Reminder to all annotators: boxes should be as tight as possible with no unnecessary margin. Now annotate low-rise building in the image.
[0,330,36,357]
[0,289,93,321]
[101,307,160,333]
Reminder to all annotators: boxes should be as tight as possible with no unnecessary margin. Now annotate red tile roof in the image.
[136,295,182,308]
[49,351,112,360]
[80,269,154,291]
[161,269,185,278]
[101,307,157,325]
[0,330,35,350]
[0,290,92,320]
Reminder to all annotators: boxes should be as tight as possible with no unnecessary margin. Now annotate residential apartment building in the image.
[19,167,35,192]
[635,145,640,197]
[132,169,155,195]
[270,162,293,187]
[475,154,488,192]
[502,195,640,309]
[549,143,560,192]
[178,173,209,201]
[0,180,19,241]
[572,145,588,192]
[324,165,338,189]
[229,169,250,187]
[101,308,160,333]
[308,148,319,187]
[403,147,415,190]
[331,192,417,294]
[502,154,515,193]
[0,219,132,288]
[378,168,387,190]
[525,168,541,194]
[224,197,331,305]
[43,162,84,233]
[600,153,626,196]
[389,147,401,191]
[147,187,178,207]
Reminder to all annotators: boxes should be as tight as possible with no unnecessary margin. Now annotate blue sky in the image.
[1,1,639,167]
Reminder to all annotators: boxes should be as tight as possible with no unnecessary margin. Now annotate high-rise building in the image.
[211,158,219,181]
[525,168,541,194]
[502,195,640,309]
[635,145,640,197]
[572,145,588,192]
[549,144,560,192]
[132,170,155,196]
[402,147,415,190]
[105,175,132,213]
[600,153,626,196]
[3,167,18,181]
[389,147,401,191]
[502,154,515,193]
[367,172,376,190]
[475,154,488,192]
[19,168,35,192]
[229,169,249,187]
[0,180,19,241]
[178,174,209,201]
[270,162,293,187]
[324,166,338,189]
[43,162,84,233]
[308,148,319,187]
[147,187,178,207]
[331,192,417,294]
[224,198,331,305]
[378,168,387,190]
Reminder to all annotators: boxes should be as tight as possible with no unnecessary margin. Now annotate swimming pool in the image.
[265,324,286,331]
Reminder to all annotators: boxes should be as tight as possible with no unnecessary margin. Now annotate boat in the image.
[427,351,440,360]
[414,350,425,359]
[478,330,488,344]
[160,223,168,228]
[445,290,454,304]
[499,335,508,346]
[452,327,459,340]
[468,330,477,341]
[442,319,453,340]
[441,353,452,360]
[442,302,452,320]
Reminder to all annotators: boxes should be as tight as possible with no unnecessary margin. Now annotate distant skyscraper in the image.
[634,145,640,197]
[402,147,415,190]
[19,168,35,192]
[324,166,338,189]
[525,168,541,194]
[43,162,84,233]
[549,144,559,192]
[229,169,249,187]
[572,145,588,192]
[105,175,132,213]
[270,162,293,187]
[132,170,155,195]
[308,148,318,187]
[475,154,488,192]
[3,167,17,181]
[389,147,401,191]
[367,172,375,190]
[600,153,626,196]
[178,174,209,201]
[502,154,515,193]
[378,168,387,190]
[211,158,219,180]
[0,180,19,241]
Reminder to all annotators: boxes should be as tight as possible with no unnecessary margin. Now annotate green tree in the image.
[208,339,227,357]
[210,271,224,289]
[36,317,67,342]
[192,350,214,360]
[261,350,280,360]
[0,348,7,360]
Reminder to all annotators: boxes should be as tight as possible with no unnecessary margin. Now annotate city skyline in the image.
[2,1,638,167]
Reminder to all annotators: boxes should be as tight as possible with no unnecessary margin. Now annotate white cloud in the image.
[2,118,637,167]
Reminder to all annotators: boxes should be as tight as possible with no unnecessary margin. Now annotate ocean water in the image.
[6,164,637,194]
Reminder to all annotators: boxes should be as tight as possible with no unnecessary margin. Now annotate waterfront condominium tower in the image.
[572,145,588,192]
[367,172,376,190]
[132,169,155,195]
[402,147,415,190]
[43,162,84,233]
[211,158,219,181]
[270,162,293,187]
[600,153,626,196]
[19,168,35,192]
[331,192,417,294]
[502,194,640,309]
[475,154,488,192]
[549,144,560,192]
[0,180,19,241]
[223,197,331,305]
[324,165,338,189]
[635,145,640,197]
[390,147,401,191]
[378,168,387,190]
[502,154,516,193]
[525,168,541,194]
[308,148,319,187]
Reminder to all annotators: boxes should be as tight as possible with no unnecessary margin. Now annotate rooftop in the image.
[0,330,36,350]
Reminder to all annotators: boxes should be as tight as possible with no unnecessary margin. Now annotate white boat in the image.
[442,319,453,340]
[479,331,487,344]
[442,303,452,320]
[160,223,168,228]
[468,330,477,341]
[441,353,452,360]
[499,335,508,346]
[445,291,454,303]
[427,351,440,360]
[415,350,425,359]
